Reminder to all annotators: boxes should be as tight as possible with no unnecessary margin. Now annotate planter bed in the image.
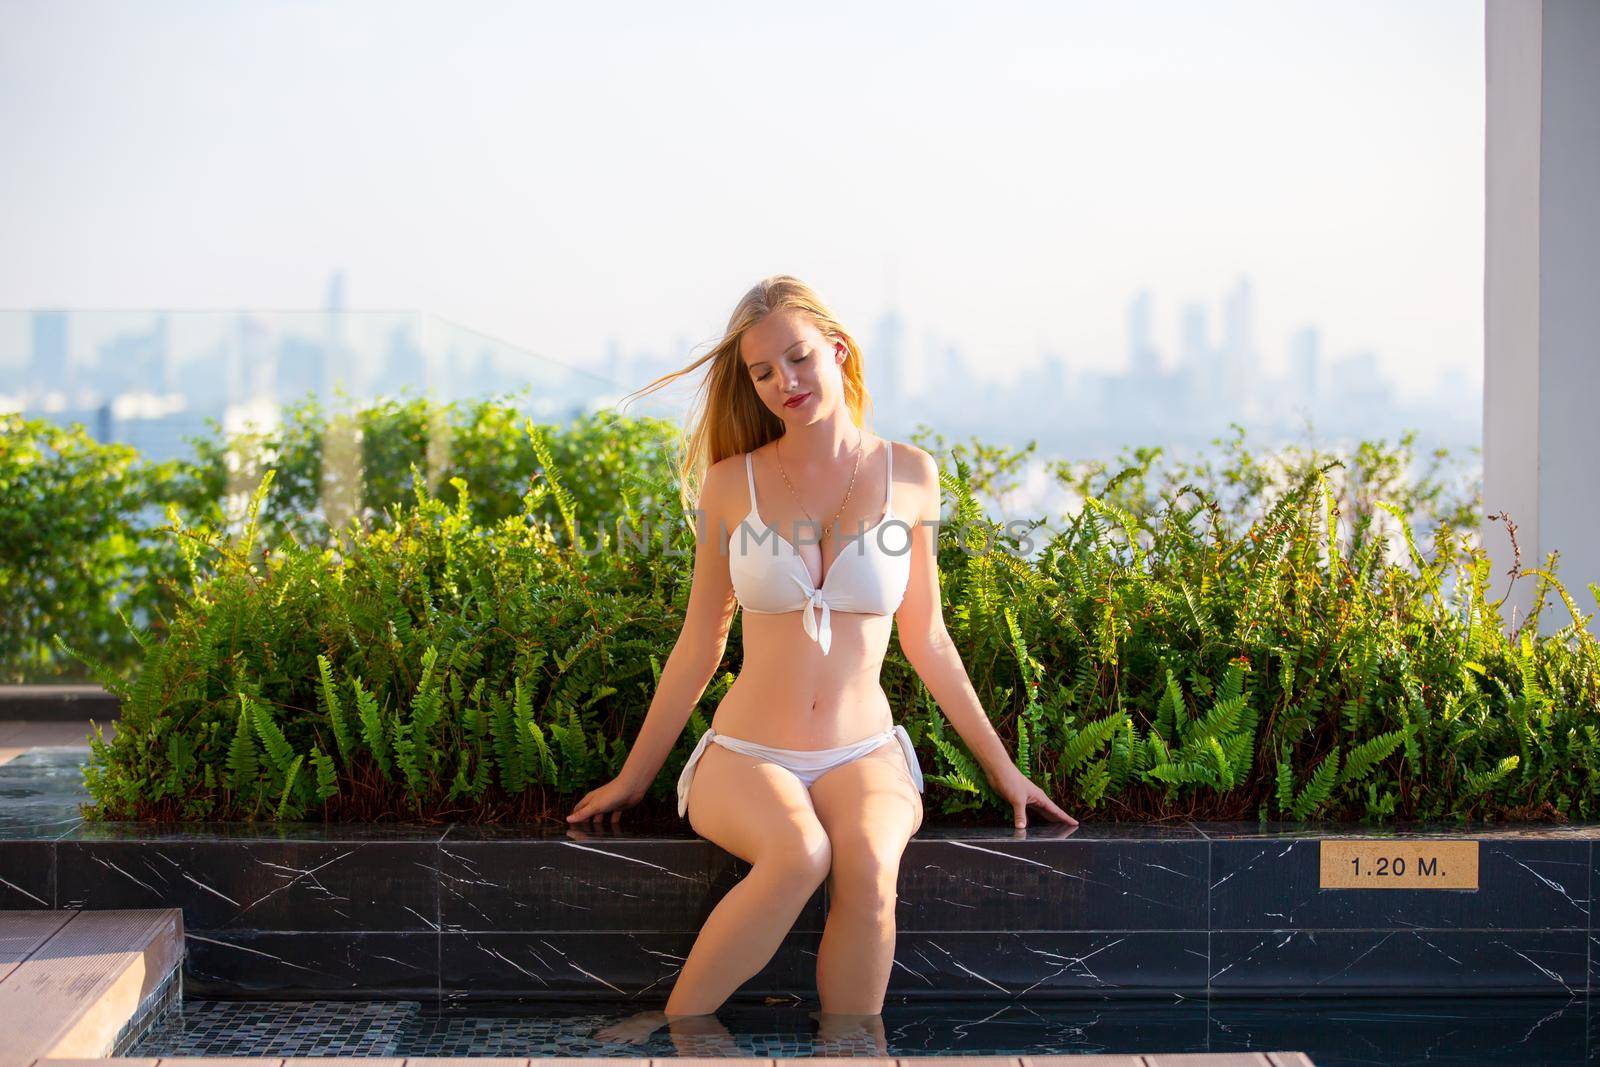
[2,749,1595,1002]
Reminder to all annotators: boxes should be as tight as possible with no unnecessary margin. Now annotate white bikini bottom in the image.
[676,723,925,819]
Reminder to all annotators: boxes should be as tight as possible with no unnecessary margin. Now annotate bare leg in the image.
[666,742,833,1016]
[807,739,923,1015]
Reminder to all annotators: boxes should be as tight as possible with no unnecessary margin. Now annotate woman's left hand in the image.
[987,765,1078,828]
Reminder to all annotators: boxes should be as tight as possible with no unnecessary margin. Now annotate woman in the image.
[566,275,1076,1022]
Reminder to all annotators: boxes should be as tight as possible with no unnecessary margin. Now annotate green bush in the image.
[902,432,1597,824]
[0,412,195,682]
[186,387,682,548]
[1,389,679,682]
[51,404,1600,826]
[64,413,694,822]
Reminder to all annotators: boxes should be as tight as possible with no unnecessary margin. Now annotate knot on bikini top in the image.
[792,575,832,654]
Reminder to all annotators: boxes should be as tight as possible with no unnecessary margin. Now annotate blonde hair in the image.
[620,274,875,517]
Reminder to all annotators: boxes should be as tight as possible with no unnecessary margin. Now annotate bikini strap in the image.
[884,440,893,513]
[744,451,759,518]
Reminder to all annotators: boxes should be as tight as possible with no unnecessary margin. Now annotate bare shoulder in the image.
[887,439,938,486]
[704,451,745,484]
[694,452,748,538]
[885,439,940,521]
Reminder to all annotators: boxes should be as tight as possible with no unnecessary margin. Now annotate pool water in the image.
[127,993,1597,1064]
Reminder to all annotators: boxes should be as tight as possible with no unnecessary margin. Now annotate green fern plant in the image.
[43,403,1600,826]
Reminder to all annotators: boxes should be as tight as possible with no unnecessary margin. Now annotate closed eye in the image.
[755,353,808,383]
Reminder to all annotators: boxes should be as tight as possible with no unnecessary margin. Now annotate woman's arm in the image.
[613,459,740,796]
[891,444,1014,777]
[892,443,1077,828]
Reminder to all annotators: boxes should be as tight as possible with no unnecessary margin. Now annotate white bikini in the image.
[676,440,924,819]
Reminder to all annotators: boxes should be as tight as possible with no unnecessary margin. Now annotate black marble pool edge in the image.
[1,817,1595,1003]
[0,685,121,723]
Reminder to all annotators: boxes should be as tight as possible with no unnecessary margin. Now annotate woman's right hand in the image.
[566,775,647,827]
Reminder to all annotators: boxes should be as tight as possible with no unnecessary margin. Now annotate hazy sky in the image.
[0,0,1484,397]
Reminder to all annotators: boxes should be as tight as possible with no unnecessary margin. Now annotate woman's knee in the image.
[752,823,833,891]
[824,836,903,915]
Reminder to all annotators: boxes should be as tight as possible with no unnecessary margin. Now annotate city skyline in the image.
[3,264,1480,475]
[2,263,1482,410]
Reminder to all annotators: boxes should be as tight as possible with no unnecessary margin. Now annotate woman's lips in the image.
[784,392,811,409]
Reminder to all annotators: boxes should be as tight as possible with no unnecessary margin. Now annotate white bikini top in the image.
[728,441,912,654]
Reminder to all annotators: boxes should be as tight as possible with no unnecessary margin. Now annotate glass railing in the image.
[0,308,683,461]
[0,308,689,538]
[0,307,1479,561]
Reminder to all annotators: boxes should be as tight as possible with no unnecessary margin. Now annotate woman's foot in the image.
[810,1008,888,1055]
[666,1009,741,1056]
[590,1008,669,1046]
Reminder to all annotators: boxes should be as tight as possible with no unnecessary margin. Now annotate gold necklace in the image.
[775,429,865,546]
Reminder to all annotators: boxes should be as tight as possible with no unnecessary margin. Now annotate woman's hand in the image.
[987,765,1078,829]
[566,774,647,827]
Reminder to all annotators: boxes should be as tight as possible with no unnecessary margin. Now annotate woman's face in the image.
[739,308,844,424]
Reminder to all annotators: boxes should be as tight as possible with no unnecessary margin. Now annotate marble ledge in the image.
[6,817,1600,846]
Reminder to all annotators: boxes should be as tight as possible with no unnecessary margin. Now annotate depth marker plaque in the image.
[1319,839,1479,889]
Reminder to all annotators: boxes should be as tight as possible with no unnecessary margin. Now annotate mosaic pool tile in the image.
[125,993,1598,1064]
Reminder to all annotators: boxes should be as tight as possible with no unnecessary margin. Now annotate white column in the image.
[1484,0,1600,638]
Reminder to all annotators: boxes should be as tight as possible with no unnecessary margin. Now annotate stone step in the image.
[0,907,183,1064]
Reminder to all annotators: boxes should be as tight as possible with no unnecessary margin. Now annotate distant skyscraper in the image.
[1329,349,1389,414]
[1178,300,1221,412]
[380,321,425,396]
[277,333,325,406]
[29,311,69,394]
[871,306,906,403]
[1221,274,1258,392]
[154,314,175,391]
[324,269,352,392]
[232,313,274,402]
[1038,351,1068,396]
[1288,325,1320,409]
[1179,302,1210,371]
[96,315,170,395]
[915,332,968,401]
[936,339,966,394]
[326,270,346,319]
[1126,289,1161,377]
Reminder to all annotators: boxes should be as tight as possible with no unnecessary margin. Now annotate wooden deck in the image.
[28,1055,1317,1065]
[0,908,182,1066]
